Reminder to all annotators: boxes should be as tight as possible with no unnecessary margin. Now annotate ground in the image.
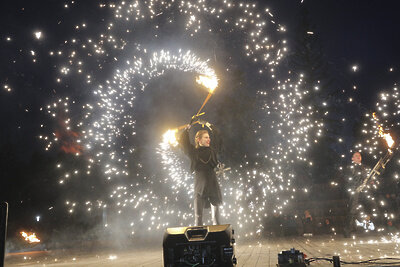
[5,234,400,266]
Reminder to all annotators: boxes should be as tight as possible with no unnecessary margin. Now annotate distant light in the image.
[352,65,358,72]
[108,255,117,260]
[34,31,42,40]
[306,31,314,35]
[36,216,41,222]
[4,84,11,92]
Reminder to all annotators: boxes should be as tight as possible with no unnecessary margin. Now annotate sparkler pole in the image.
[356,149,395,192]
[0,202,8,267]
[196,92,212,116]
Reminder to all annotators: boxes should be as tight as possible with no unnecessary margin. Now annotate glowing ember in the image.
[20,231,40,243]
[196,75,218,93]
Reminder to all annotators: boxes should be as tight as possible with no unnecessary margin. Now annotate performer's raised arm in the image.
[178,125,195,157]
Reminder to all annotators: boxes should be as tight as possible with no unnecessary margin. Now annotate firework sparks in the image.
[35,0,330,239]
[196,75,218,93]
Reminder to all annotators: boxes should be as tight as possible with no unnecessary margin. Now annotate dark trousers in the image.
[344,192,359,235]
[194,194,220,226]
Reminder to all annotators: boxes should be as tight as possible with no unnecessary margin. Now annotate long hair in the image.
[194,130,209,148]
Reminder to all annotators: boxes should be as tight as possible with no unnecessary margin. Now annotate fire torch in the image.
[356,114,396,192]
[162,74,218,146]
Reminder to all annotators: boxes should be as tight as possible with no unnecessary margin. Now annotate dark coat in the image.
[178,128,222,208]
[344,163,369,191]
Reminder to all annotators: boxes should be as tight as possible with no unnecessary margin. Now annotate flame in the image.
[196,75,218,93]
[20,231,40,243]
[373,112,395,148]
[162,129,178,147]
[382,133,395,148]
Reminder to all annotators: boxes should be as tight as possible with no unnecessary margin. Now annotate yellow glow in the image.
[196,75,218,93]
[373,112,395,148]
[162,129,178,147]
[383,133,394,148]
[21,231,40,243]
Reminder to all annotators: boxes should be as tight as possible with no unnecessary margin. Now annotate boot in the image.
[211,204,220,225]
[194,196,203,226]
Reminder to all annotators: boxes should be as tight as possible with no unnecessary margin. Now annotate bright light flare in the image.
[162,129,178,147]
[382,133,394,148]
[34,31,42,40]
[196,75,218,93]
[108,255,118,260]
[20,231,40,243]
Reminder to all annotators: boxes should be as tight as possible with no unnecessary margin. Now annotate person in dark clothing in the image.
[343,152,370,237]
[178,123,222,226]
[302,210,314,235]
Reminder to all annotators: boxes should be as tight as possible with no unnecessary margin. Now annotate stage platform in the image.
[5,234,400,266]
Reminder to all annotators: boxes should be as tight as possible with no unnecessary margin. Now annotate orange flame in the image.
[382,133,395,148]
[196,75,218,93]
[20,231,40,243]
[373,112,395,148]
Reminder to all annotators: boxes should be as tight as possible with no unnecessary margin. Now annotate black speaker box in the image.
[163,224,236,267]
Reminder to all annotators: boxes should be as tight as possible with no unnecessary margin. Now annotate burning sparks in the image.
[0,0,399,260]
[37,0,331,239]
[21,232,40,243]
[162,129,178,147]
[382,133,394,149]
[196,75,218,93]
[373,112,395,149]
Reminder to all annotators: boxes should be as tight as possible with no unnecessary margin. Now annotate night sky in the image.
[1,0,400,241]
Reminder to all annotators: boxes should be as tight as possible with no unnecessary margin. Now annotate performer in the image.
[343,152,370,237]
[178,123,222,226]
